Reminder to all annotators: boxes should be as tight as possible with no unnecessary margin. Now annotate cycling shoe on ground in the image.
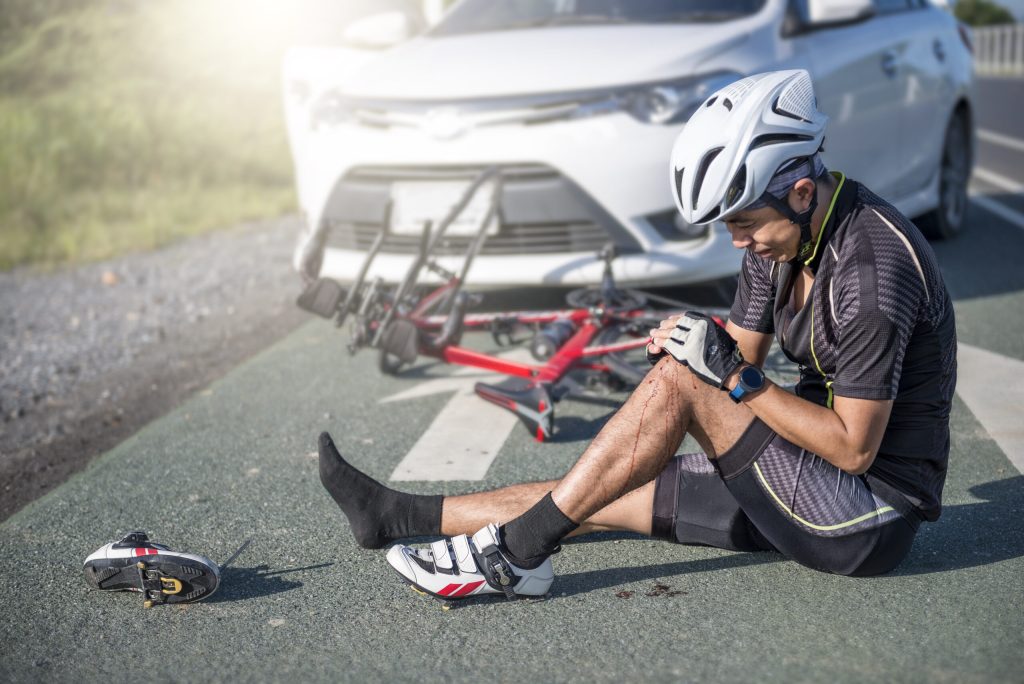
[83,531,220,608]
[386,523,553,601]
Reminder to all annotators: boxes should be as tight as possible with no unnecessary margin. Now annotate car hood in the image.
[341,25,749,100]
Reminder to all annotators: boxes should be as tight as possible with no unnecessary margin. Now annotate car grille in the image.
[323,164,635,256]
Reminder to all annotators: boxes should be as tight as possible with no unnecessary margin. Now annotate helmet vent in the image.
[776,75,817,122]
[705,96,717,108]
[718,74,763,104]
[697,206,721,224]
[723,98,733,111]
[772,96,812,124]
[725,164,747,210]
[674,166,686,210]
[751,133,814,149]
[692,147,724,210]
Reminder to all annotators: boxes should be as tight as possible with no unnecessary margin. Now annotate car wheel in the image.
[917,111,971,240]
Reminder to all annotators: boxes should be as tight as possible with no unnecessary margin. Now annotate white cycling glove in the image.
[656,312,744,389]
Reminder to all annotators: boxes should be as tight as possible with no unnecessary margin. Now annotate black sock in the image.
[501,492,578,566]
[318,432,443,549]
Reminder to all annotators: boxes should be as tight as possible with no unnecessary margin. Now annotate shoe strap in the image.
[470,525,519,600]
[476,544,518,600]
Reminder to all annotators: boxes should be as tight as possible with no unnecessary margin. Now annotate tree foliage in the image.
[954,0,1016,27]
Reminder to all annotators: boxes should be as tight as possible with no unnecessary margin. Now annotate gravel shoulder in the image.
[0,216,308,520]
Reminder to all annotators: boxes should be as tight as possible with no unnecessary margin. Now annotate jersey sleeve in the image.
[729,251,776,334]
[831,230,925,401]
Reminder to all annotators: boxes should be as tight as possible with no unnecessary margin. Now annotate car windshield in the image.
[431,0,766,36]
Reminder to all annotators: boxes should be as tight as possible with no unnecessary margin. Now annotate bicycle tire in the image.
[592,318,661,387]
[566,287,647,311]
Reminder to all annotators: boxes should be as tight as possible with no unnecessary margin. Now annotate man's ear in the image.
[788,178,817,214]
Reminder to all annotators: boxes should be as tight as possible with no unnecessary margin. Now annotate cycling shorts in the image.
[651,419,920,576]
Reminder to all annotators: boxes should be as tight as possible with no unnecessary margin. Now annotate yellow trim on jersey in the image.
[753,462,895,531]
[803,171,846,266]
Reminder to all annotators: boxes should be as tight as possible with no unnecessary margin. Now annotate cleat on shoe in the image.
[386,523,554,601]
[83,531,221,606]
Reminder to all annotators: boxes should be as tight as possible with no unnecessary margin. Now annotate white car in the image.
[283,0,973,289]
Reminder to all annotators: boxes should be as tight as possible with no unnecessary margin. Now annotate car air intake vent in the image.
[323,165,631,256]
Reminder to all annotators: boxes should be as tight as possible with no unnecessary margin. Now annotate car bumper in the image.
[291,112,743,286]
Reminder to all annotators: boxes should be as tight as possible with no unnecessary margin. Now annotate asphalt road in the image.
[2,78,1023,683]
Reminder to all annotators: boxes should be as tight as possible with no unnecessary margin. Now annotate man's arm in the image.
[725,320,773,368]
[651,317,891,474]
[727,371,892,475]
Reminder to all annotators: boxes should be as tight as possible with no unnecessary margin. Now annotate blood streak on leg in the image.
[617,380,658,500]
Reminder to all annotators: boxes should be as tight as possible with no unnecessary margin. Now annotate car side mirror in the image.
[342,11,418,49]
[804,0,875,27]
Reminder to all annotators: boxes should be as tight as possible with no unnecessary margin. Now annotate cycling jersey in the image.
[729,173,957,521]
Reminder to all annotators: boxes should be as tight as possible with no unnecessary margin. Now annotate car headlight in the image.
[623,72,742,125]
[310,90,351,130]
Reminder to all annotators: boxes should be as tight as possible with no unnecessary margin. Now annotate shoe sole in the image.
[84,555,219,607]
[387,561,546,604]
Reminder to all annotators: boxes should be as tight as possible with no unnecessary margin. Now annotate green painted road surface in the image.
[3,201,1024,683]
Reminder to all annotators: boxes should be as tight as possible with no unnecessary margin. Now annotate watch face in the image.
[740,365,765,390]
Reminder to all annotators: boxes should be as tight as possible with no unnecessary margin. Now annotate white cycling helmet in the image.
[669,69,828,227]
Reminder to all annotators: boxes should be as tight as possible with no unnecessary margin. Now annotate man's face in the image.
[723,206,801,263]
[723,178,816,263]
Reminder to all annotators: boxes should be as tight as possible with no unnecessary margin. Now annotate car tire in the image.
[916,111,971,240]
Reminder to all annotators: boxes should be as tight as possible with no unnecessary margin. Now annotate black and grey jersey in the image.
[729,174,957,521]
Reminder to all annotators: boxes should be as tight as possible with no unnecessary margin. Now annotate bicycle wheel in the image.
[566,286,647,311]
[592,317,662,387]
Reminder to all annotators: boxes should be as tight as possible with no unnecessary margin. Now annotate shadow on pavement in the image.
[555,551,784,598]
[930,195,1024,302]
[896,475,1024,575]
[546,475,1024,596]
[207,562,334,603]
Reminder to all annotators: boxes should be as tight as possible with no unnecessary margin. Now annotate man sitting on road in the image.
[318,70,957,598]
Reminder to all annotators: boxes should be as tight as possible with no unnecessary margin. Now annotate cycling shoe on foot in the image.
[83,531,221,607]
[386,523,553,600]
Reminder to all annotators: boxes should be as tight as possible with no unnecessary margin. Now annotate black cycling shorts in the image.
[651,419,920,577]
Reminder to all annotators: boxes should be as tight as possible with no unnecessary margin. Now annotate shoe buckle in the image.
[491,561,512,586]
[487,556,516,600]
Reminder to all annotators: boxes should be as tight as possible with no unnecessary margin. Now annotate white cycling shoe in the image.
[83,531,221,608]
[386,523,554,601]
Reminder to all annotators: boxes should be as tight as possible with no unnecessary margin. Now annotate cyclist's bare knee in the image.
[649,355,755,458]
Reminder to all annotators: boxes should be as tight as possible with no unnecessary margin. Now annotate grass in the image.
[0,0,351,270]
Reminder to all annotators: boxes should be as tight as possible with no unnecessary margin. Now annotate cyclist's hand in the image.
[660,312,743,389]
[646,315,684,364]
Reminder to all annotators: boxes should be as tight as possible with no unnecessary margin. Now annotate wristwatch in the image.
[729,365,766,403]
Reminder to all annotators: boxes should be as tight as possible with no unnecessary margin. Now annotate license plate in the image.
[389,181,498,237]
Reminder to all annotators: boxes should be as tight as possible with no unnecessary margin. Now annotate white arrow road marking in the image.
[383,349,535,482]
[956,343,1024,474]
